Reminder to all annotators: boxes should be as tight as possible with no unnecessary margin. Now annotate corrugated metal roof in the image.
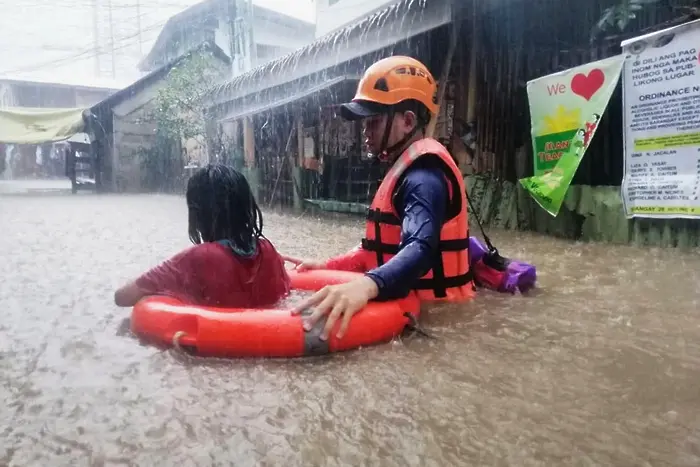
[208,0,452,105]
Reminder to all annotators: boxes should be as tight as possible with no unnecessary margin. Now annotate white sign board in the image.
[621,19,700,218]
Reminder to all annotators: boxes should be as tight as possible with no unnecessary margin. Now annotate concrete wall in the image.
[143,4,314,77]
[0,83,14,108]
[253,11,314,50]
[155,30,216,74]
[315,0,401,37]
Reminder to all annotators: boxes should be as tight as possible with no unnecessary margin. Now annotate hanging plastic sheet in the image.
[0,107,87,144]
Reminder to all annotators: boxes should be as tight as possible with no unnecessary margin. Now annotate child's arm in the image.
[283,244,372,273]
[114,246,199,307]
[114,281,148,307]
[324,244,372,272]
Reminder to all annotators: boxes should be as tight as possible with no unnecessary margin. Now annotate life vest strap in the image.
[415,270,473,292]
[361,237,470,254]
[431,244,448,297]
[362,238,400,255]
[361,235,472,299]
[366,208,401,226]
[370,208,386,266]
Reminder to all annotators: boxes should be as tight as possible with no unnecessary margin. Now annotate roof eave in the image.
[208,0,453,106]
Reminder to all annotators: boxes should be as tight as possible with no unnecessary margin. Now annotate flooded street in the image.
[1,192,700,466]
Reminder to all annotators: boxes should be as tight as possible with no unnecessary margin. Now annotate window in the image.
[329,0,342,5]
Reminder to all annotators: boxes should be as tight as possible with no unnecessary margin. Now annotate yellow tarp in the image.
[0,107,87,144]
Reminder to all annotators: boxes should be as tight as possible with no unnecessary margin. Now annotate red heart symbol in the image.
[570,69,605,101]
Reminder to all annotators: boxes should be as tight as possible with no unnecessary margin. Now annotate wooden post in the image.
[426,16,460,138]
[269,123,297,208]
[218,119,236,164]
[241,116,259,199]
[243,116,255,168]
[296,112,304,166]
[92,140,102,192]
[346,120,356,201]
[294,111,305,206]
[466,2,479,123]
[111,113,118,191]
[67,146,78,194]
[284,118,302,210]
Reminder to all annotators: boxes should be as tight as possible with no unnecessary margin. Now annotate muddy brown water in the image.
[1,193,699,466]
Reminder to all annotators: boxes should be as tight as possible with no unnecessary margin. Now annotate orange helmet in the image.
[340,56,438,121]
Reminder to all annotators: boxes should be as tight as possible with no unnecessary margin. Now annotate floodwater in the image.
[1,192,700,467]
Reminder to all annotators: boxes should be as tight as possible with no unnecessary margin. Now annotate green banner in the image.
[520,55,625,216]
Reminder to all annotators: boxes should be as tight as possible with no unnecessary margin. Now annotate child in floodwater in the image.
[114,164,290,308]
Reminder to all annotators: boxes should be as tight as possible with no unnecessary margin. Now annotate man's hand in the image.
[291,276,379,340]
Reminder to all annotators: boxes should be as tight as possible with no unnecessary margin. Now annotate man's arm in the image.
[365,165,448,301]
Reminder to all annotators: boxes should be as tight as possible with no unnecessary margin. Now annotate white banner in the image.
[621,19,700,218]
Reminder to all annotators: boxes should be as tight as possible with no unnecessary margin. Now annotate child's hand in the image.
[295,260,326,272]
[281,255,303,266]
[281,255,325,271]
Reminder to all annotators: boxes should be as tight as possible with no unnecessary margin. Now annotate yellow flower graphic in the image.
[541,105,581,135]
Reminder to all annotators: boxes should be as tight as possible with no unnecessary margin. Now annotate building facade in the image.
[139,0,315,78]
[315,0,401,37]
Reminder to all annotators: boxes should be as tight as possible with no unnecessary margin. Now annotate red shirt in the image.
[135,238,290,308]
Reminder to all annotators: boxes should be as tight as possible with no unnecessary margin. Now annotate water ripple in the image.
[0,193,699,466]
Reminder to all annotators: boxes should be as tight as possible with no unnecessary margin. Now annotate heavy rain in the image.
[2,0,700,466]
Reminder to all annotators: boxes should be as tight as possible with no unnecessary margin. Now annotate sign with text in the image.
[621,19,700,218]
[521,55,625,216]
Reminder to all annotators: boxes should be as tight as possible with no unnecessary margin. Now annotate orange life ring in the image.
[130,269,420,358]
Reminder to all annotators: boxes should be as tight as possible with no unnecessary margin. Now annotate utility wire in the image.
[0,0,194,9]
[0,9,225,75]
[0,5,169,38]
[0,23,165,74]
[0,0,235,75]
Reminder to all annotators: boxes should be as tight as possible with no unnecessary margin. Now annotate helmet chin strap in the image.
[367,110,421,163]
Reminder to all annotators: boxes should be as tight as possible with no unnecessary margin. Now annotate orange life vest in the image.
[361,138,475,302]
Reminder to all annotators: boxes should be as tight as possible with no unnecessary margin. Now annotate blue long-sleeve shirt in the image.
[365,159,448,301]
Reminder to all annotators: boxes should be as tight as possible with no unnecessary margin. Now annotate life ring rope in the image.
[172,331,188,352]
[403,312,437,340]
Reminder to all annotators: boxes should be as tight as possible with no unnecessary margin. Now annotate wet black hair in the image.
[186,164,264,251]
[391,99,432,130]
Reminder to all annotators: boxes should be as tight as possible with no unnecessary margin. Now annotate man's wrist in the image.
[360,275,380,300]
